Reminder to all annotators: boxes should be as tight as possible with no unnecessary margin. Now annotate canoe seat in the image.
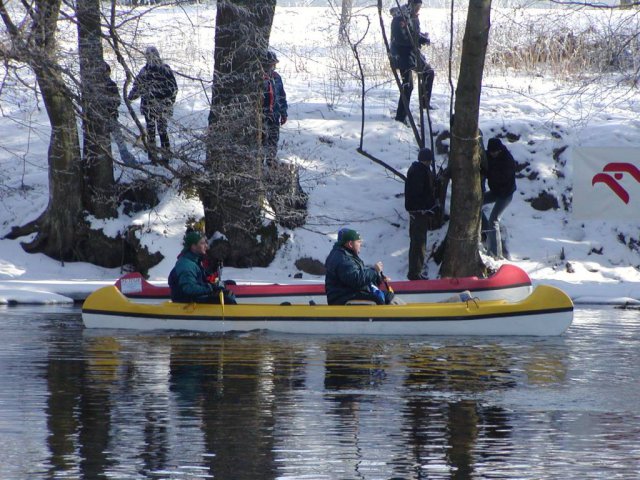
[346,299,377,306]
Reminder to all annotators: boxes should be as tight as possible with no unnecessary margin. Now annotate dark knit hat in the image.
[266,50,279,64]
[418,148,434,163]
[183,230,205,250]
[409,0,423,4]
[487,138,503,153]
[339,228,361,244]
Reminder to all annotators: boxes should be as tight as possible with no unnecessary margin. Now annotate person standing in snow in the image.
[128,46,178,163]
[481,138,517,258]
[405,148,438,280]
[168,230,237,304]
[390,0,435,124]
[324,228,394,305]
[262,50,288,166]
[101,62,136,166]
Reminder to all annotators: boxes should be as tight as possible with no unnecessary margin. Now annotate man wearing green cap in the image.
[324,228,394,305]
[168,230,237,304]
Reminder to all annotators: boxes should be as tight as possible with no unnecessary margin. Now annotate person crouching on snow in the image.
[168,231,236,304]
[324,228,394,305]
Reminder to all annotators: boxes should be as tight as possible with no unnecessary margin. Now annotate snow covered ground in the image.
[1,5,639,305]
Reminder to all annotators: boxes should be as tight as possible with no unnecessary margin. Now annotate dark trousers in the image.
[481,191,513,258]
[145,113,170,150]
[263,116,281,166]
[194,290,238,305]
[408,212,430,280]
[339,290,394,305]
[395,65,435,122]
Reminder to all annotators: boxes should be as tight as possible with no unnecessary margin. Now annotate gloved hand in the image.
[419,32,430,46]
[280,115,287,126]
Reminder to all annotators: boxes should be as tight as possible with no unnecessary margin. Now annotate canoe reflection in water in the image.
[34,328,572,479]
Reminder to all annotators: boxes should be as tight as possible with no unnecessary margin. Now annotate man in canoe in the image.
[324,228,394,305]
[168,231,237,304]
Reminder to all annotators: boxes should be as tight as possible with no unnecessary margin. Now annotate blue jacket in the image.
[263,71,287,121]
[324,244,381,305]
[168,250,220,303]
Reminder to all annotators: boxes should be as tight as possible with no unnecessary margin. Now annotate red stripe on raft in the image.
[116,264,530,298]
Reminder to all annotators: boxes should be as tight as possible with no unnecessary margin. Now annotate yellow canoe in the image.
[82,284,574,336]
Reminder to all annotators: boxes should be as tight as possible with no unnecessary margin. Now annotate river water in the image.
[0,305,638,480]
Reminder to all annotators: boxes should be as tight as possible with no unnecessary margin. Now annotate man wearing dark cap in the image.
[481,138,517,258]
[390,0,435,124]
[405,148,438,280]
[324,228,394,305]
[168,230,237,304]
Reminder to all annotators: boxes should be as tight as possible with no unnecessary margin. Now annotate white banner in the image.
[573,148,640,220]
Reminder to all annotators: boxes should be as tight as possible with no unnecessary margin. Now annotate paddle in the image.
[380,271,394,294]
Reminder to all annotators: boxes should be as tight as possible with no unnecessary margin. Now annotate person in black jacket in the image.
[390,0,435,124]
[128,46,178,162]
[324,229,394,305]
[481,138,517,258]
[405,148,438,280]
[101,62,136,165]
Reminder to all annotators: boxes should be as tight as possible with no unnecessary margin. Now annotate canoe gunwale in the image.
[82,305,573,323]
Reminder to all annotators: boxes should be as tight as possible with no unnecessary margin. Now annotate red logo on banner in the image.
[591,162,640,204]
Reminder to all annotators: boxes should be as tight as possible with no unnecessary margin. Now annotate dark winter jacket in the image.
[324,244,382,305]
[128,64,178,115]
[405,161,437,213]
[104,76,121,119]
[390,4,429,71]
[263,71,288,122]
[168,250,222,303]
[486,139,517,197]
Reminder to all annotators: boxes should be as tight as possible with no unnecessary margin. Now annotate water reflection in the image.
[0,306,639,479]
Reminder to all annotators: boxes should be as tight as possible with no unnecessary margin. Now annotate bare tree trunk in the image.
[200,0,278,267]
[0,0,86,260]
[440,0,492,278]
[77,0,117,219]
[339,0,353,43]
